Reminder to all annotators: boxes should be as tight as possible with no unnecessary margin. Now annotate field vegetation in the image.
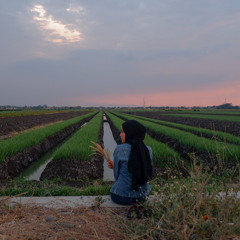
[164,113,240,122]
[53,112,103,161]
[171,110,240,115]
[113,111,240,163]
[122,113,240,145]
[0,109,74,118]
[0,111,95,163]
[0,109,239,239]
[122,109,240,115]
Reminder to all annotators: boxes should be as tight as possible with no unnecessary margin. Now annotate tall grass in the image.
[53,112,102,161]
[118,160,240,239]
[0,112,96,163]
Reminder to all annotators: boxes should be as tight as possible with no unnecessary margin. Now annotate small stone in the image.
[59,211,72,215]
[45,216,57,222]
[59,222,75,228]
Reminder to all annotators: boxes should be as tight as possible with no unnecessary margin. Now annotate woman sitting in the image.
[108,120,153,205]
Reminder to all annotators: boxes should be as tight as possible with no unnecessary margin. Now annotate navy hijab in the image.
[122,120,152,191]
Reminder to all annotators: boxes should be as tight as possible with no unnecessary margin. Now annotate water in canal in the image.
[102,121,117,181]
[19,148,56,180]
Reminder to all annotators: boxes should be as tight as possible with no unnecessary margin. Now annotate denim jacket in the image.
[110,143,153,198]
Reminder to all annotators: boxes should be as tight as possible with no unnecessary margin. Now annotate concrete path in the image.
[0,195,154,209]
[1,191,239,209]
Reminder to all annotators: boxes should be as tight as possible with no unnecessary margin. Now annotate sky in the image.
[0,0,240,107]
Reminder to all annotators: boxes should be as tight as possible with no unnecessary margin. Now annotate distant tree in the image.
[216,103,239,109]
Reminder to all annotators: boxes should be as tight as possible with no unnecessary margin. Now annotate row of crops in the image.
[40,111,104,180]
[0,111,104,180]
[110,111,240,170]
[1,108,239,181]
[123,113,240,145]
[0,109,71,118]
[0,111,96,163]
[52,112,102,162]
[125,110,240,137]
[170,110,240,115]
[163,113,240,122]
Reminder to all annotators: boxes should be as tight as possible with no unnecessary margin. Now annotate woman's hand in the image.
[107,160,114,169]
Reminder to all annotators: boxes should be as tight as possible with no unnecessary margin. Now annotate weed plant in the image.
[117,160,240,240]
[0,178,112,196]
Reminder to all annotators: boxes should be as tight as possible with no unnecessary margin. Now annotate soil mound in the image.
[40,157,103,181]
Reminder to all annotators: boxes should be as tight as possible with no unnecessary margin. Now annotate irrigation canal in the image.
[19,119,116,181]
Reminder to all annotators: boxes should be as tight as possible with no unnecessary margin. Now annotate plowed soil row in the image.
[41,118,104,181]
[0,111,89,137]
[126,111,240,136]
[0,114,96,180]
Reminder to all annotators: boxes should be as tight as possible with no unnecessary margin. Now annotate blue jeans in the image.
[110,193,148,205]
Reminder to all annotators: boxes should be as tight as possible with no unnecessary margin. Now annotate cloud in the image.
[31,4,82,43]
[66,4,86,15]
[1,1,240,107]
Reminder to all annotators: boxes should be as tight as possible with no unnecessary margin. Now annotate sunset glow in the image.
[81,80,240,107]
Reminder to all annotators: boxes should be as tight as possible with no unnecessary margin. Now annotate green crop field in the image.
[53,112,103,161]
[112,111,240,162]
[123,113,240,145]
[0,109,75,118]
[164,113,240,122]
[0,112,95,163]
